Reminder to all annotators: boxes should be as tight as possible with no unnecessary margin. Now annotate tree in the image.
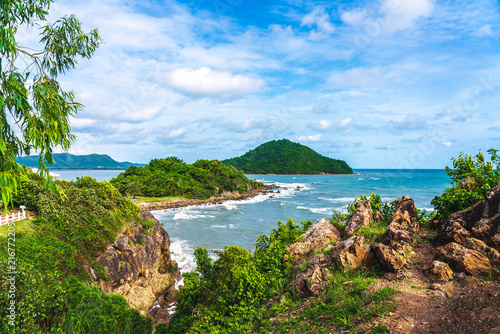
[431,149,500,217]
[1,0,102,208]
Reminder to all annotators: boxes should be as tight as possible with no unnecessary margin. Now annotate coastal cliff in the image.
[90,210,179,322]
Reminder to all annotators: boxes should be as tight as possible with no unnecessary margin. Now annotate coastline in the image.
[136,184,278,212]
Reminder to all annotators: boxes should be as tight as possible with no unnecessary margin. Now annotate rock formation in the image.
[88,210,179,322]
[344,200,373,237]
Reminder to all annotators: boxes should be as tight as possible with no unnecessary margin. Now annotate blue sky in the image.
[20,0,500,168]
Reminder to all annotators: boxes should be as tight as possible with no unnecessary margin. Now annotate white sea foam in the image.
[169,238,196,288]
[297,206,332,215]
[172,208,215,220]
[211,225,227,228]
[318,197,355,202]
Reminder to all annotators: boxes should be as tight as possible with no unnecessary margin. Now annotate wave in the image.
[318,197,355,203]
[211,224,237,229]
[173,209,215,220]
[297,206,332,215]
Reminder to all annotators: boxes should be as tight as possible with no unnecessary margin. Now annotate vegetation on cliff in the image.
[222,139,353,174]
[110,157,263,199]
[431,148,500,217]
[0,171,154,333]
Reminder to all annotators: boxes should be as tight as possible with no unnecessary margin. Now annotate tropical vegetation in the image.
[223,139,353,174]
[0,171,153,333]
[431,149,500,217]
[110,157,263,199]
[0,0,102,209]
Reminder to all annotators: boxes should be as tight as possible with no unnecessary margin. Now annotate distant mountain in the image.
[16,153,144,170]
[223,139,353,174]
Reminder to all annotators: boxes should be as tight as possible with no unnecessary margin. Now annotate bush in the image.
[166,218,311,333]
[431,149,500,217]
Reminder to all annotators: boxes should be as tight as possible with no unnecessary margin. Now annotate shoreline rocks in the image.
[136,185,277,212]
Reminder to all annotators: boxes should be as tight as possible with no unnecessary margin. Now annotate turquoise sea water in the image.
[51,169,451,276]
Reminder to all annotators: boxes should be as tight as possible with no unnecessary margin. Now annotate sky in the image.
[17,0,500,168]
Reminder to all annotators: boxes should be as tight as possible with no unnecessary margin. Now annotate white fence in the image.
[0,207,26,226]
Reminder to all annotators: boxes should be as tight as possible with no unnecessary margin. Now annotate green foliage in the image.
[166,218,397,334]
[258,268,397,333]
[166,218,311,334]
[10,172,139,279]
[0,172,151,332]
[0,0,102,209]
[431,149,500,217]
[223,139,353,174]
[110,157,263,199]
[0,268,153,333]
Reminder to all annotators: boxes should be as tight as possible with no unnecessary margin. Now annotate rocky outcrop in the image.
[435,242,492,277]
[391,196,420,231]
[373,243,406,272]
[385,222,415,251]
[286,218,341,261]
[344,200,373,237]
[90,211,179,320]
[437,185,500,249]
[332,236,373,270]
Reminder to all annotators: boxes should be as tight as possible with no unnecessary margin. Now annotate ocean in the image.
[53,169,451,277]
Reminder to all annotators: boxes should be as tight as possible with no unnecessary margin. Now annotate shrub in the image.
[431,149,500,217]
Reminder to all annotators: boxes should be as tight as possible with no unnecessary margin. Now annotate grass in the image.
[259,267,398,333]
[357,220,388,244]
[0,219,35,238]
[133,195,186,202]
[411,285,428,291]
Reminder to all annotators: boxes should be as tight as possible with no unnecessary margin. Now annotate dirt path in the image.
[361,230,500,334]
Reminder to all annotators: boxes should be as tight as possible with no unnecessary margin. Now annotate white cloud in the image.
[342,0,435,33]
[341,9,367,26]
[301,8,335,34]
[164,67,265,100]
[123,107,162,122]
[381,0,435,33]
[167,128,187,139]
[70,118,98,129]
[476,24,493,37]
[298,134,322,142]
[307,118,352,131]
[442,141,452,147]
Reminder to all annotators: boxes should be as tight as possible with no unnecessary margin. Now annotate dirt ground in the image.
[361,231,500,334]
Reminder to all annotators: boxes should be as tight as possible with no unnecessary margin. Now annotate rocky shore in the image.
[136,184,277,212]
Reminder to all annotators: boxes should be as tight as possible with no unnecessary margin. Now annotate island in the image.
[16,153,144,169]
[223,139,353,174]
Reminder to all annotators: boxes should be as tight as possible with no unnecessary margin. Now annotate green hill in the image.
[223,139,353,174]
[16,153,144,169]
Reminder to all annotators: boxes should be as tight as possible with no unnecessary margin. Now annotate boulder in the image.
[437,185,500,250]
[424,260,454,283]
[286,218,341,261]
[462,238,500,262]
[385,222,415,249]
[373,243,406,272]
[435,242,492,277]
[391,196,420,231]
[440,220,471,244]
[331,236,373,271]
[290,264,332,296]
[344,200,373,237]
